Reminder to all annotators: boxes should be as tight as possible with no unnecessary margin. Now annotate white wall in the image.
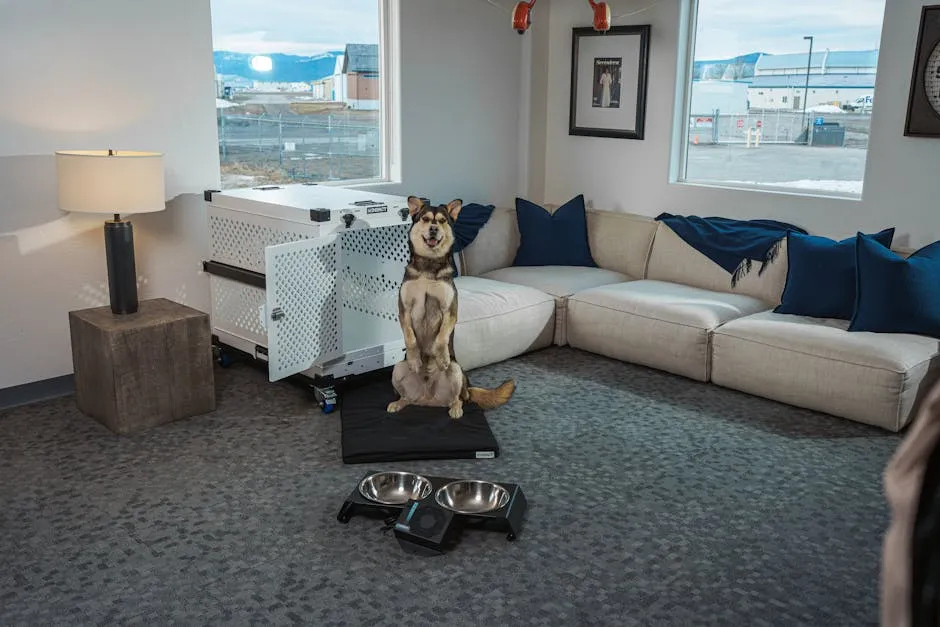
[357,0,523,207]
[533,0,940,249]
[0,0,221,391]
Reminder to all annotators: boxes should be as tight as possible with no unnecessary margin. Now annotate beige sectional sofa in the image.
[450,204,940,433]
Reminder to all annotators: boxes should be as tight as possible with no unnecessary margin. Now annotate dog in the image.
[386,195,516,419]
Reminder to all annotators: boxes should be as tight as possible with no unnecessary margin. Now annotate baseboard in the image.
[0,375,75,411]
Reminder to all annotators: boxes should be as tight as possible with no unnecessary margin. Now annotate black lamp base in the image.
[104,215,138,315]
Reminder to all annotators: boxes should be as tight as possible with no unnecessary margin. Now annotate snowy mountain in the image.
[213,50,343,83]
[693,52,764,81]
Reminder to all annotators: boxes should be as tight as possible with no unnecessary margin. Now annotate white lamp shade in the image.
[55,150,166,215]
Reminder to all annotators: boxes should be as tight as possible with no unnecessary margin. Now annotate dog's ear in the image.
[407,196,424,216]
[447,199,463,221]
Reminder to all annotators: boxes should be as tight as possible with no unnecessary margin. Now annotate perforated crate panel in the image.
[340,223,410,322]
[208,275,267,347]
[341,223,410,265]
[264,235,343,382]
[207,206,320,275]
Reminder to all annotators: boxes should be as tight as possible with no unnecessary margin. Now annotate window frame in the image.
[375,0,402,186]
[213,0,401,190]
[669,0,873,202]
[321,0,400,188]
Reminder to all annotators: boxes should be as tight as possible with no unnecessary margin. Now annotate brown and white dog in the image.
[386,196,515,419]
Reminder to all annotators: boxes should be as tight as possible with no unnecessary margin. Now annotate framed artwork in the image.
[569,24,650,140]
[904,5,940,137]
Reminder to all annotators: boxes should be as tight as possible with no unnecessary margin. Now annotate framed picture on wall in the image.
[569,24,651,140]
[904,4,940,137]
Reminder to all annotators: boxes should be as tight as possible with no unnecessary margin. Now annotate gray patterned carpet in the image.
[1,346,901,626]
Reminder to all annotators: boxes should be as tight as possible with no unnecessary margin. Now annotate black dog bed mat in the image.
[339,377,500,464]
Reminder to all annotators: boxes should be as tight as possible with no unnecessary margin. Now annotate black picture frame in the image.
[904,4,940,137]
[569,25,650,140]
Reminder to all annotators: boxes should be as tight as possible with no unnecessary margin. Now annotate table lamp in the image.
[55,149,166,315]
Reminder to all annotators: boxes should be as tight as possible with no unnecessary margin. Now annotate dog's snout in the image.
[429,226,439,235]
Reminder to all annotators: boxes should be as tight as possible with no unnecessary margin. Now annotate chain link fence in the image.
[217,112,381,188]
[687,109,872,148]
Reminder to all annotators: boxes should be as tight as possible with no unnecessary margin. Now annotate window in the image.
[209,0,397,190]
[674,0,887,199]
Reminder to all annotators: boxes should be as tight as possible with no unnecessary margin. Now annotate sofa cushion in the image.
[459,207,520,277]
[460,206,658,280]
[849,234,940,339]
[513,194,597,267]
[567,280,769,382]
[646,223,790,306]
[481,265,632,298]
[453,276,556,371]
[451,202,496,276]
[480,265,635,346]
[585,211,658,280]
[711,310,940,432]
[774,227,895,320]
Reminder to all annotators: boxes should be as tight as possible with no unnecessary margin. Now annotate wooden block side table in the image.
[68,297,216,435]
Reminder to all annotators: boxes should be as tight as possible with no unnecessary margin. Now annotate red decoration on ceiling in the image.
[512,0,537,34]
[588,0,611,31]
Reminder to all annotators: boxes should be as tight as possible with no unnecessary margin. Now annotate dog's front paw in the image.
[435,354,451,371]
[387,400,404,413]
[406,351,421,373]
[448,403,463,419]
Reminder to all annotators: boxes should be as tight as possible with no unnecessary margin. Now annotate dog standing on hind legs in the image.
[386,195,516,419]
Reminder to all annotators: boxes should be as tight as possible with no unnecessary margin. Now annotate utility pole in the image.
[801,35,814,145]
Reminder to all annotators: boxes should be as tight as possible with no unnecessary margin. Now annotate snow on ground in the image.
[220,174,260,188]
[722,179,863,195]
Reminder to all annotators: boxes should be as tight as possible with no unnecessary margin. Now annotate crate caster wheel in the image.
[214,346,235,369]
[506,532,516,541]
[337,512,350,523]
[312,386,338,414]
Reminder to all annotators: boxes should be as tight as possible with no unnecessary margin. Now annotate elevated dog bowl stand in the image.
[337,469,528,542]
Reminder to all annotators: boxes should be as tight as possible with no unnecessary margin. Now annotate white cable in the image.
[612,0,667,19]
[486,0,511,15]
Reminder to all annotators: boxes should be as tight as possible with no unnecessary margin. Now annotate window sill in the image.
[670,178,864,202]
[312,176,397,188]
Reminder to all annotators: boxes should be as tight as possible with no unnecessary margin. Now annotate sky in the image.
[694,0,887,60]
[210,0,379,56]
[207,0,887,60]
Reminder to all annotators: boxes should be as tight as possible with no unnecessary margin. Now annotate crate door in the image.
[264,234,343,382]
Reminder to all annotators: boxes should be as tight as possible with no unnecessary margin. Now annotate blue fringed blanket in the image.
[655,213,807,286]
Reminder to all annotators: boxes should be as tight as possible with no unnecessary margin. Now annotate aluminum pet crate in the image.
[202,184,415,412]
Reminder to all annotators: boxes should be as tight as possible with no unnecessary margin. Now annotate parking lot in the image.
[683,142,868,195]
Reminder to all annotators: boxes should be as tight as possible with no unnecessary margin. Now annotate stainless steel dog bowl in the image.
[434,480,510,514]
[358,471,433,505]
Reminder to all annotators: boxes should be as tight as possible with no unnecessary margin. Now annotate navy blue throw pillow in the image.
[512,194,597,267]
[848,233,940,339]
[774,227,895,320]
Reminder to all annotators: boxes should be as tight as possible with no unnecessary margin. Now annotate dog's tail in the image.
[469,379,516,409]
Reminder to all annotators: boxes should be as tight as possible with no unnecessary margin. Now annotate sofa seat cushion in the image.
[567,280,769,381]
[711,310,940,432]
[481,265,632,298]
[453,276,556,371]
[481,266,634,346]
